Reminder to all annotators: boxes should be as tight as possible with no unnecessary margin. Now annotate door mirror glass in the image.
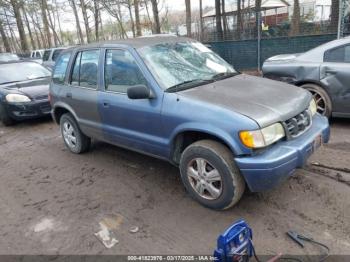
[127,85,151,99]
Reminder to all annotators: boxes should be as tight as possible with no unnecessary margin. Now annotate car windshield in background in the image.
[0,53,20,62]
[139,42,236,90]
[0,62,51,84]
[43,50,51,61]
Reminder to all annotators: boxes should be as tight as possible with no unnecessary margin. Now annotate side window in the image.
[52,52,71,84]
[70,49,99,89]
[324,45,350,63]
[104,49,147,93]
[52,49,63,61]
[35,51,41,58]
[43,50,50,61]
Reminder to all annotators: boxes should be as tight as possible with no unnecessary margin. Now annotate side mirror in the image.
[127,85,152,99]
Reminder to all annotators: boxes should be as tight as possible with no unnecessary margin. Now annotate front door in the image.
[98,48,167,158]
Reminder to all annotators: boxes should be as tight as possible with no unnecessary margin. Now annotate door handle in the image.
[66,92,72,98]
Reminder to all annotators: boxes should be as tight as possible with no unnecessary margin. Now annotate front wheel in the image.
[179,140,245,210]
[60,113,91,154]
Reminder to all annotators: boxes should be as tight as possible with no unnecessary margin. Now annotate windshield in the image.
[0,62,51,84]
[0,53,20,62]
[138,41,236,90]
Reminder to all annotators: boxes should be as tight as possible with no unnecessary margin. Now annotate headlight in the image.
[239,123,285,148]
[308,99,317,116]
[5,94,31,103]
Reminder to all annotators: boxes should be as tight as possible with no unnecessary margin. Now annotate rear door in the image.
[98,48,166,157]
[321,44,350,115]
[62,49,103,139]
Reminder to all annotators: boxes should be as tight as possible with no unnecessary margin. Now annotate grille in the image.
[283,109,312,138]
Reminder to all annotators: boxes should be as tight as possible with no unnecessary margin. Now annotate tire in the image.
[301,83,332,118]
[60,113,90,154]
[0,103,15,126]
[179,140,245,210]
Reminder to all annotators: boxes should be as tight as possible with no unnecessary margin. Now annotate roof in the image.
[65,36,195,52]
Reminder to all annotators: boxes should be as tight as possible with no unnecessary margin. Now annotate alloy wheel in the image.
[187,158,223,200]
[309,90,327,115]
[62,121,77,149]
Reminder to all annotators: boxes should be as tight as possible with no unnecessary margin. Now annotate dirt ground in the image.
[0,117,349,257]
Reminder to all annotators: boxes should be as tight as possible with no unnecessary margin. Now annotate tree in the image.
[291,0,300,36]
[150,0,160,33]
[10,0,29,52]
[222,0,229,38]
[215,0,223,40]
[134,0,142,36]
[330,0,339,32]
[93,0,100,40]
[185,0,191,37]
[69,0,84,44]
[80,0,92,43]
[40,0,53,47]
[199,0,203,40]
[0,19,11,52]
[21,4,36,50]
[236,0,242,39]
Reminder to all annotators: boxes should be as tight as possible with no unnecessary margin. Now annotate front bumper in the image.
[235,114,330,192]
[4,100,51,121]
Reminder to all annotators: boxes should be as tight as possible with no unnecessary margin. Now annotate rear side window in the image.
[52,52,71,84]
[43,50,50,61]
[52,49,63,61]
[324,45,350,63]
[104,49,147,93]
[70,49,99,89]
[35,51,41,58]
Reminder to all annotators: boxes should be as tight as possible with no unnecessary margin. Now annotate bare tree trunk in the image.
[127,0,136,37]
[80,0,92,43]
[134,0,142,36]
[4,9,20,52]
[236,0,242,39]
[144,0,153,31]
[291,0,300,36]
[70,0,84,44]
[47,7,61,46]
[215,0,223,40]
[222,0,229,38]
[255,0,261,38]
[41,0,52,47]
[330,0,339,32]
[151,0,161,33]
[10,0,29,52]
[199,0,203,40]
[22,6,36,50]
[0,20,11,52]
[185,0,191,37]
[53,0,64,43]
[94,0,99,41]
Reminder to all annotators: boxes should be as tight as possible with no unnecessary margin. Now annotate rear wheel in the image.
[301,83,332,118]
[60,113,90,154]
[0,104,15,126]
[179,140,245,210]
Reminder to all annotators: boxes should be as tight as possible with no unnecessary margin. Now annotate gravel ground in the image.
[0,117,349,257]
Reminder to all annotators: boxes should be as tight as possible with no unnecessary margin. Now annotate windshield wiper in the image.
[166,79,213,93]
[211,72,239,81]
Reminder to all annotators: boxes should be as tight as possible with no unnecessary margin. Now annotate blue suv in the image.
[50,37,330,210]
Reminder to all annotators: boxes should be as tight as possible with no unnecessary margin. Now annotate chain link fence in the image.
[200,0,350,70]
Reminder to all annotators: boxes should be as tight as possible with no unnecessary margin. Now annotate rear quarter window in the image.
[43,50,51,61]
[52,52,71,84]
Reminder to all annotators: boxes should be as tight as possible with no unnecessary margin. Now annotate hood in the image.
[1,78,50,100]
[265,53,302,62]
[179,74,311,127]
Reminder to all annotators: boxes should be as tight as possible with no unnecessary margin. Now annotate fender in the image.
[169,122,250,157]
[52,102,79,124]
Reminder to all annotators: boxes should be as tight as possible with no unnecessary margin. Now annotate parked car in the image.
[30,49,44,59]
[42,47,67,69]
[0,53,20,62]
[262,37,350,118]
[50,37,330,210]
[0,61,52,126]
